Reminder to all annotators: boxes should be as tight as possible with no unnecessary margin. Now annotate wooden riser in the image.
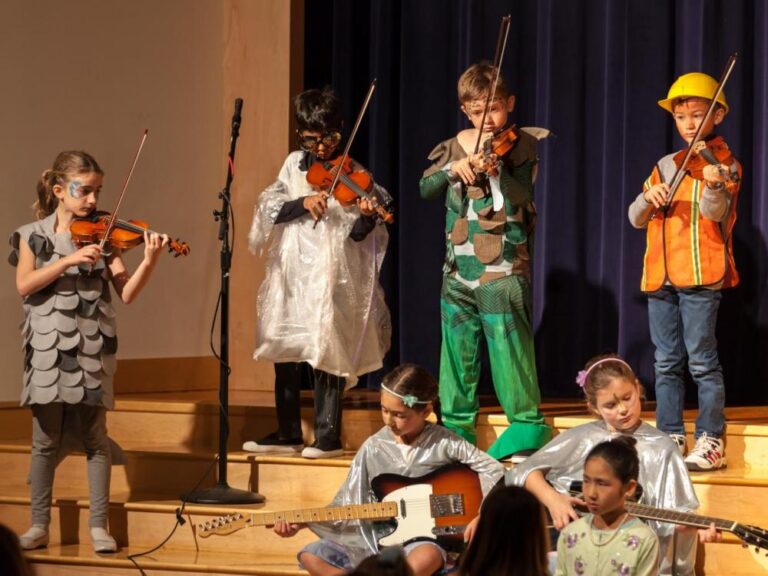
[27,544,304,575]
[2,501,318,556]
[0,447,351,504]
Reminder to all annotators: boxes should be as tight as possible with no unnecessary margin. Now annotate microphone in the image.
[232,98,243,131]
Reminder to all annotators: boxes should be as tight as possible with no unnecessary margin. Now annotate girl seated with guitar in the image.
[556,437,659,575]
[505,355,719,576]
[273,363,505,576]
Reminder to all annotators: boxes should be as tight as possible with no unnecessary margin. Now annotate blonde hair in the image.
[457,61,511,104]
[34,151,103,220]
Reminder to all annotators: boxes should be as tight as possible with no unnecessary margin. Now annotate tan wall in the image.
[0,0,299,401]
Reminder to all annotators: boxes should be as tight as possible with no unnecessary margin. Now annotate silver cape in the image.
[309,423,505,565]
[248,151,391,386]
[506,420,699,575]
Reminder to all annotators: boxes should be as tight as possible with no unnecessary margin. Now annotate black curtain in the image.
[304,0,768,403]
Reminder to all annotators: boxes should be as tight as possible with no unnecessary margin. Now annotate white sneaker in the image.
[685,433,726,471]
[90,527,117,553]
[301,444,343,459]
[669,434,688,456]
[242,432,304,454]
[19,525,49,550]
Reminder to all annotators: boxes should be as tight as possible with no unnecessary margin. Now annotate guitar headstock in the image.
[197,512,248,538]
[735,522,768,552]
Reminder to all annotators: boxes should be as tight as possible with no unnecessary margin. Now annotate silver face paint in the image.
[68,180,84,199]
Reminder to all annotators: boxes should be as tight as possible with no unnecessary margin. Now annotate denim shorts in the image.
[298,538,447,571]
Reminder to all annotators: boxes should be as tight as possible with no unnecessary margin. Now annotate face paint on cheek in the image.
[68,181,84,199]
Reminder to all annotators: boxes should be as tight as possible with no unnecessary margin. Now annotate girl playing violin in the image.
[10,150,169,553]
[245,87,391,459]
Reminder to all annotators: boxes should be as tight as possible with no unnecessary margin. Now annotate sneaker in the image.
[242,432,304,454]
[685,433,726,471]
[669,434,688,456]
[19,525,49,550]
[301,441,343,459]
[90,527,117,553]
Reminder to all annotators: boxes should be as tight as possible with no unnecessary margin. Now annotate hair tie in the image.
[575,357,632,390]
[380,383,429,408]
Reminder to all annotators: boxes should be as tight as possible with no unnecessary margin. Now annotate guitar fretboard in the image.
[248,501,399,526]
[626,502,736,531]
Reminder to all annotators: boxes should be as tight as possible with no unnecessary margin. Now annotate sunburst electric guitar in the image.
[197,464,482,546]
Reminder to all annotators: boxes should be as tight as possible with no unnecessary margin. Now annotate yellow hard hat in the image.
[658,72,729,114]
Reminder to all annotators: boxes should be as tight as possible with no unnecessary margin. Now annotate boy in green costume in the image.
[419,62,551,459]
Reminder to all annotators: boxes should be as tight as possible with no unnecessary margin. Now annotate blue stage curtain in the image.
[304,0,768,403]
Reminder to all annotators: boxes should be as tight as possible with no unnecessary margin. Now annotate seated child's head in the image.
[583,437,640,519]
[576,354,644,434]
[657,72,728,144]
[458,61,515,134]
[379,364,438,443]
[457,485,549,576]
[294,87,343,160]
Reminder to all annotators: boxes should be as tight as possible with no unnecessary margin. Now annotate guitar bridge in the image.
[429,493,464,518]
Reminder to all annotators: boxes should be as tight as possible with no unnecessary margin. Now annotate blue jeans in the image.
[648,287,725,438]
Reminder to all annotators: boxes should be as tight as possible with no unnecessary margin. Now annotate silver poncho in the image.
[309,423,505,565]
[506,420,699,575]
[248,151,391,386]
[9,213,117,409]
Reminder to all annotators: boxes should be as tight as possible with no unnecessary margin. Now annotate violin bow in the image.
[663,53,738,210]
[97,129,150,253]
[472,14,512,155]
[313,79,377,228]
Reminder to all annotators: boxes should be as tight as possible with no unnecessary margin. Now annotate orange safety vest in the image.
[641,155,741,292]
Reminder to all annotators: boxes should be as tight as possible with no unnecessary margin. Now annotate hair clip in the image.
[575,370,588,388]
[575,357,632,390]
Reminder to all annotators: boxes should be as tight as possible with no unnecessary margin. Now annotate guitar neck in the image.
[247,501,399,527]
[626,501,736,532]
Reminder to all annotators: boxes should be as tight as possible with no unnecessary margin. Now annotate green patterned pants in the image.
[439,274,551,457]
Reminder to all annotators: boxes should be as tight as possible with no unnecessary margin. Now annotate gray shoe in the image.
[90,527,117,553]
[19,525,49,550]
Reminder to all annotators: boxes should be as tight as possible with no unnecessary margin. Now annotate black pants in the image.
[274,362,345,448]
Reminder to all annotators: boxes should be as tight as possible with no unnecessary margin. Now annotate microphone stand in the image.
[183,99,265,504]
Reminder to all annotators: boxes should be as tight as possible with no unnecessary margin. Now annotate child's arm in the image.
[525,469,583,530]
[108,231,168,304]
[15,239,102,297]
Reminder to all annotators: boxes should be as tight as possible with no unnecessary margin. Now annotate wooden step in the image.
[27,544,305,575]
[0,440,352,504]
[1,492,320,557]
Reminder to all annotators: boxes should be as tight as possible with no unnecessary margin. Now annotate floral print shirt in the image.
[556,515,659,576]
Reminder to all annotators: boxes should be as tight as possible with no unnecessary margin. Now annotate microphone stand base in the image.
[182,482,265,505]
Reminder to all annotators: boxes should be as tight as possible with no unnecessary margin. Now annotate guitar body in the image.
[372,464,482,546]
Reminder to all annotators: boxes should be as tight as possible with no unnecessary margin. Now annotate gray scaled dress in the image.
[9,213,118,409]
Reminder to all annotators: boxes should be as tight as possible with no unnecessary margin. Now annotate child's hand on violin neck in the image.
[67,244,103,267]
[356,197,376,217]
[643,183,671,208]
[303,193,328,221]
[143,230,169,263]
[702,164,728,186]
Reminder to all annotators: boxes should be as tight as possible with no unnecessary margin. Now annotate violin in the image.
[70,211,190,257]
[673,135,739,192]
[306,156,394,224]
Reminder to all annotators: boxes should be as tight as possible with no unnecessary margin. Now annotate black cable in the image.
[126,455,219,574]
